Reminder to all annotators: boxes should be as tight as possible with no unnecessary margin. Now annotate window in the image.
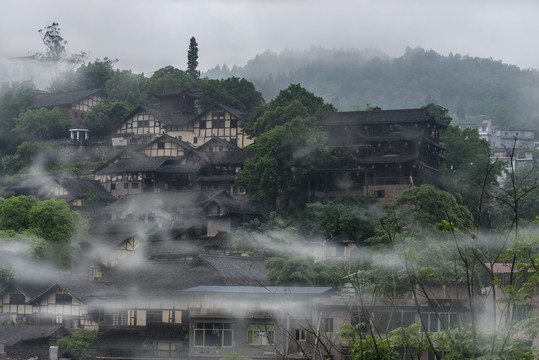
[146,310,162,323]
[124,182,129,189]
[295,329,307,341]
[212,111,225,128]
[138,120,149,127]
[193,137,198,144]
[420,312,457,332]
[9,293,25,305]
[194,322,233,347]
[132,183,139,189]
[199,120,206,129]
[374,190,385,198]
[112,312,128,326]
[230,119,238,128]
[247,324,275,345]
[513,304,534,322]
[323,318,334,333]
[157,142,165,149]
[111,183,116,190]
[55,293,72,305]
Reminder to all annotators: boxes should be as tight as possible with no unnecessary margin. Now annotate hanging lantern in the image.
[378,143,381,147]
[427,123,431,128]
[385,164,389,168]
[364,125,368,130]
[371,164,375,169]
[418,141,421,145]
[413,164,416,168]
[399,164,402,169]
[344,126,348,130]
[415,123,418,127]
[404,141,408,146]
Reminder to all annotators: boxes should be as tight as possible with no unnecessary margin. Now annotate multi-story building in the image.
[316,107,450,202]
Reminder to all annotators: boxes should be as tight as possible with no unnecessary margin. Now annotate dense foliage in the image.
[205,47,539,131]
[0,196,87,271]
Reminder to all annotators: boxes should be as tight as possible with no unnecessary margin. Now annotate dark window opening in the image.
[56,293,72,305]
[9,293,25,305]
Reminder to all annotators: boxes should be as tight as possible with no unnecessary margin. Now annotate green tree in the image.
[440,125,503,215]
[13,107,69,141]
[0,195,37,232]
[0,89,37,151]
[235,115,329,209]
[265,257,343,287]
[37,22,67,62]
[187,36,200,78]
[243,83,336,138]
[394,184,473,231]
[85,98,134,139]
[74,58,116,90]
[55,330,98,360]
[106,69,144,104]
[199,77,264,112]
[142,66,195,102]
[307,194,378,243]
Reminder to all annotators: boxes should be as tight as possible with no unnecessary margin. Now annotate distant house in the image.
[28,88,104,129]
[8,175,116,208]
[0,325,70,359]
[316,107,450,202]
[112,101,253,149]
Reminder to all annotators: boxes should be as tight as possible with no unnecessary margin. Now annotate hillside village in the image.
[0,78,538,360]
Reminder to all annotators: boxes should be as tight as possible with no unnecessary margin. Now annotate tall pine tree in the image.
[187,36,199,78]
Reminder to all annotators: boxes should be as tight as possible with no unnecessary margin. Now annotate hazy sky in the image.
[2,0,538,74]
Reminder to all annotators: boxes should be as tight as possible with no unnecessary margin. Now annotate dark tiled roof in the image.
[215,103,249,121]
[139,105,198,127]
[145,133,196,152]
[198,137,242,152]
[101,190,225,214]
[29,89,102,109]
[0,325,69,345]
[153,86,201,99]
[28,276,122,304]
[95,150,170,175]
[97,254,268,295]
[55,177,117,202]
[0,281,52,301]
[318,108,450,127]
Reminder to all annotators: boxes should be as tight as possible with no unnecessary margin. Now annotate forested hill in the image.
[203,46,539,131]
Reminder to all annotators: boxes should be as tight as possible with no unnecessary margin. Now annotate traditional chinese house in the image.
[316,107,450,202]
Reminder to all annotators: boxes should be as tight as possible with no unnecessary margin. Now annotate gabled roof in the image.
[196,102,249,122]
[319,108,450,127]
[126,105,198,127]
[0,325,70,346]
[0,281,51,301]
[29,89,102,109]
[27,276,122,304]
[144,133,196,153]
[198,136,242,152]
[8,175,116,203]
[94,149,170,175]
